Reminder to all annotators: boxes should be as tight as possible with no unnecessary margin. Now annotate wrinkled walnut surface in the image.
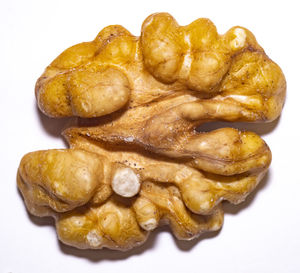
[18,13,285,251]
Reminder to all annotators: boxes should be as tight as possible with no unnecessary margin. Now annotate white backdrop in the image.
[1,0,299,272]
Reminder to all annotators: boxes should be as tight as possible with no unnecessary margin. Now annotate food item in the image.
[18,13,286,251]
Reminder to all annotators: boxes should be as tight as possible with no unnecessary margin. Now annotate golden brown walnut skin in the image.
[34,12,285,166]
[18,13,285,251]
[35,12,285,121]
[18,131,270,250]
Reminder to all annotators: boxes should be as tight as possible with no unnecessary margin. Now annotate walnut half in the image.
[18,13,285,251]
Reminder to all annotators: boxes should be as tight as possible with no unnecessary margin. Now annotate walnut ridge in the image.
[18,13,286,251]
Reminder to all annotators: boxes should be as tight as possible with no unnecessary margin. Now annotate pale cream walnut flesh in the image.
[112,168,141,197]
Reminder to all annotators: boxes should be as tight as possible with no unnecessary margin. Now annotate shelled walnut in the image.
[18,13,286,251]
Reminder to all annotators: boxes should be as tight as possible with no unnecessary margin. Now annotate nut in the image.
[18,13,286,251]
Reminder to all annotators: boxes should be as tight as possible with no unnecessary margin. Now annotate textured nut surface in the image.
[18,13,286,251]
